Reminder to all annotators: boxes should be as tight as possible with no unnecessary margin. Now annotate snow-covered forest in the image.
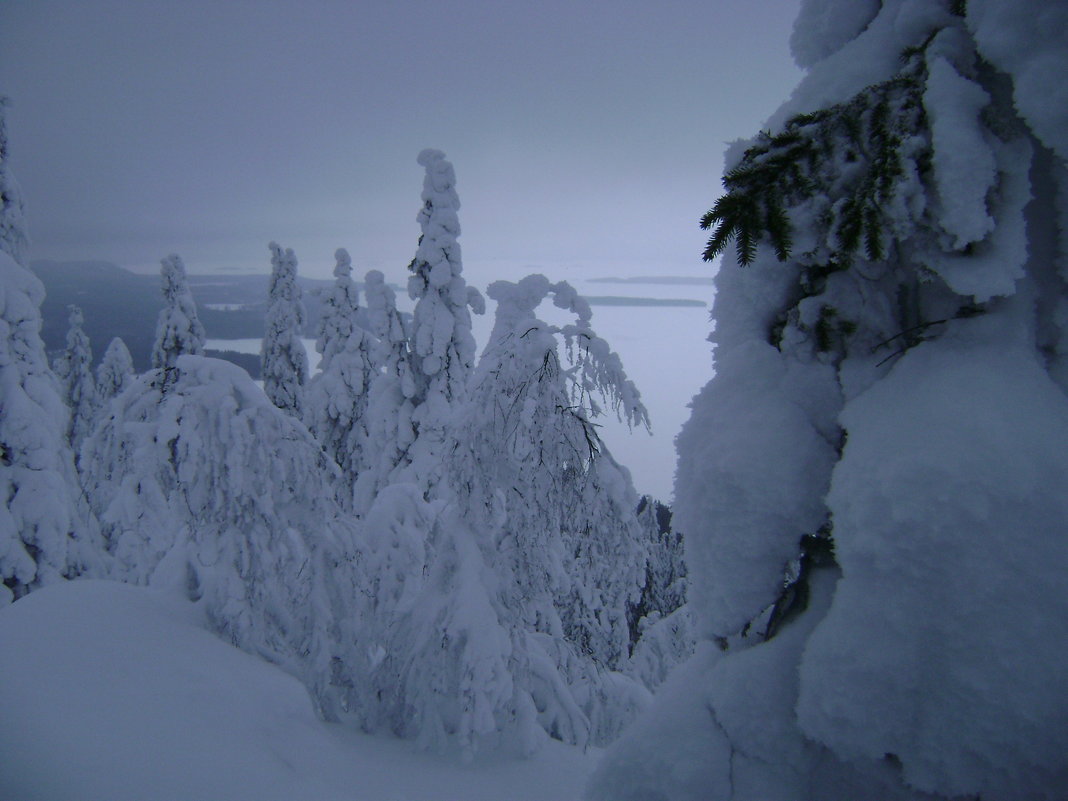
[3,0,1068,799]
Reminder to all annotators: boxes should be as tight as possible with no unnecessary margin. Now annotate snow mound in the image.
[0,580,598,801]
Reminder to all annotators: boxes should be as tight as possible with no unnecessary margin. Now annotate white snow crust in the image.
[0,580,597,801]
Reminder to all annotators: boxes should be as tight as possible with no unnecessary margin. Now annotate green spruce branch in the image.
[700,52,929,268]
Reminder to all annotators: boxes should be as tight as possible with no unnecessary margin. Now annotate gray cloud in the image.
[0,0,801,279]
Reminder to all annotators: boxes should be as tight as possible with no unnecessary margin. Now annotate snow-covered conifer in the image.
[80,355,362,717]
[0,108,103,602]
[316,249,361,369]
[151,254,205,381]
[95,337,135,403]
[0,97,28,265]
[402,149,484,480]
[352,269,416,515]
[621,498,694,692]
[593,3,1068,799]
[628,497,686,637]
[52,305,98,453]
[357,491,521,756]
[395,274,652,749]
[261,242,308,416]
[469,277,648,678]
[305,249,375,492]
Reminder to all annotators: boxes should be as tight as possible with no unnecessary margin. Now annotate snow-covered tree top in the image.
[0,97,28,265]
[266,242,303,304]
[315,248,361,368]
[96,337,134,401]
[65,304,85,333]
[333,247,351,279]
[406,149,483,409]
[152,253,205,374]
[262,242,308,416]
[486,275,649,431]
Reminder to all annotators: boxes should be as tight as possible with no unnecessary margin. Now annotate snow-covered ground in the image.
[207,271,713,502]
[0,579,600,801]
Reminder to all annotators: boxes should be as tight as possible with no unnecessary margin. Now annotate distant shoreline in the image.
[583,296,706,308]
[588,275,714,286]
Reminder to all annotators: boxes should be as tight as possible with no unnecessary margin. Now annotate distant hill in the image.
[32,260,334,373]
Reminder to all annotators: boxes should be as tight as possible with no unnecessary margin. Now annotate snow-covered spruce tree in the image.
[621,497,694,692]
[261,242,308,417]
[590,2,1068,800]
[401,149,484,483]
[0,97,27,265]
[360,275,653,754]
[356,491,523,756]
[351,269,417,515]
[627,497,685,637]
[0,102,103,603]
[151,254,205,386]
[304,249,376,496]
[52,305,98,454]
[355,152,506,755]
[95,336,135,404]
[79,354,363,718]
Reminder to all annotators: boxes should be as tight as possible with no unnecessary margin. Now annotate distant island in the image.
[583,296,706,307]
[31,260,708,374]
[31,260,334,373]
[588,275,715,286]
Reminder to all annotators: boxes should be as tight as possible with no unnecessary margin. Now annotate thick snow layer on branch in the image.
[789,0,879,69]
[924,54,996,249]
[926,136,1032,301]
[967,0,1068,162]
[673,339,837,638]
[768,0,954,132]
[604,3,1068,800]
[798,329,1068,800]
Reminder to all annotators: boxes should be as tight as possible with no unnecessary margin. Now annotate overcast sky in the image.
[1,0,801,281]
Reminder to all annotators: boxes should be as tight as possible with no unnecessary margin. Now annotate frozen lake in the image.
[208,272,714,502]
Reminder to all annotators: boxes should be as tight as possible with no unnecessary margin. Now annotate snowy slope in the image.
[0,580,598,801]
